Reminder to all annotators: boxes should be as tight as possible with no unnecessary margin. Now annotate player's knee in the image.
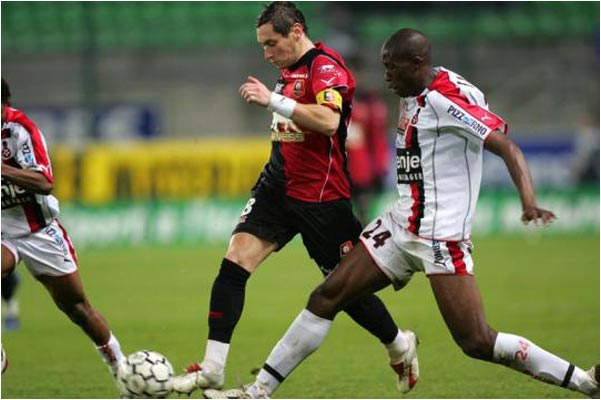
[455,329,495,361]
[307,282,343,318]
[62,300,95,326]
[1,264,15,279]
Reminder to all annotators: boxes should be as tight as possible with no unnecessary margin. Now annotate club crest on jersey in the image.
[1,139,12,160]
[411,108,421,125]
[339,240,354,258]
[292,79,305,97]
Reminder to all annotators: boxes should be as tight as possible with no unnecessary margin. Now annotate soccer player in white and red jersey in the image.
[1,77,125,385]
[172,2,416,395]
[205,28,599,399]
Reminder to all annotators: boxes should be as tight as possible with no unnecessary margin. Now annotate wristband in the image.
[267,92,297,119]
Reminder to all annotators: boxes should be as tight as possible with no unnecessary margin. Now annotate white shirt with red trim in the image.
[2,107,60,238]
[391,67,507,241]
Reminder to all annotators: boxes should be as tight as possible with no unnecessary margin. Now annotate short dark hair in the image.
[256,2,308,36]
[2,77,11,105]
[384,28,431,63]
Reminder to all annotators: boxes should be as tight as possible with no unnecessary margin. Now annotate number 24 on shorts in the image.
[361,219,391,248]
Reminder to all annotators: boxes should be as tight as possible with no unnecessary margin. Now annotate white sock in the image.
[203,339,229,373]
[96,332,125,372]
[255,309,332,396]
[386,329,410,364]
[493,332,597,396]
[5,299,19,318]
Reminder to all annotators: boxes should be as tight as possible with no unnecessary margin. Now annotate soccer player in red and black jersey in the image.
[172,2,416,395]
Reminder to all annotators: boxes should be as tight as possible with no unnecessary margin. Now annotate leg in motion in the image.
[430,274,599,397]
[173,233,277,394]
[37,272,124,376]
[2,270,20,331]
[205,243,400,399]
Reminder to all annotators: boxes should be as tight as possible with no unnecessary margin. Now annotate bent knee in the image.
[455,330,496,361]
[62,301,95,325]
[307,283,344,317]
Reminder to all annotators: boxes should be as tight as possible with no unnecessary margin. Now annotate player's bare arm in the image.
[239,76,340,136]
[483,130,556,225]
[1,163,52,194]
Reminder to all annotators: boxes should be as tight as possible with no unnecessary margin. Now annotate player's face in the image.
[381,47,422,98]
[257,23,299,69]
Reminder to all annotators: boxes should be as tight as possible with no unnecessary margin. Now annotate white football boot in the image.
[172,360,225,395]
[1,344,8,375]
[204,382,270,399]
[390,330,419,393]
[588,364,599,399]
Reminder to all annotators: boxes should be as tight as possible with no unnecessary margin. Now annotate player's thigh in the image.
[226,232,278,272]
[309,242,391,315]
[294,198,363,273]
[429,274,492,342]
[358,213,423,290]
[230,186,296,268]
[1,241,18,277]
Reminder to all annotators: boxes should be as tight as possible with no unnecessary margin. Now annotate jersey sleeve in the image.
[310,55,348,112]
[428,89,507,143]
[14,122,54,183]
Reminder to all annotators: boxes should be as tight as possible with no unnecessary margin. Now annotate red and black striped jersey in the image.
[2,107,59,237]
[259,42,355,202]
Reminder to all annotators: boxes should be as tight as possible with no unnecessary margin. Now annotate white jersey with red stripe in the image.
[392,67,507,241]
[2,107,60,238]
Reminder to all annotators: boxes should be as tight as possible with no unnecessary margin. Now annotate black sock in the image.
[207,258,251,343]
[1,272,19,301]
[343,293,398,344]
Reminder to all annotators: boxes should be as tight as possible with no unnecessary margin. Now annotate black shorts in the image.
[233,183,362,275]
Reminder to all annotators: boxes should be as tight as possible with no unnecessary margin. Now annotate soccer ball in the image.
[116,350,174,398]
[1,345,8,374]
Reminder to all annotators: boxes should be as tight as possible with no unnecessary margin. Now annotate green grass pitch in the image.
[1,234,599,398]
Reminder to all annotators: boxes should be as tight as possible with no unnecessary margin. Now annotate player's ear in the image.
[291,23,304,40]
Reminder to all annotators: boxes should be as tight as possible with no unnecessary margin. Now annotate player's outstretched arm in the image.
[239,76,339,136]
[1,163,53,194]
[484,130,556,225]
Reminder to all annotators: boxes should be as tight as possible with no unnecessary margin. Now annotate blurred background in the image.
[2,1,599,248]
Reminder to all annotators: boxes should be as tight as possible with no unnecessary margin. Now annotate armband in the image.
[267,92,297,119]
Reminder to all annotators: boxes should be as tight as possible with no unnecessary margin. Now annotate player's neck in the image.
[296,37,315,60]
[423,67,437,89]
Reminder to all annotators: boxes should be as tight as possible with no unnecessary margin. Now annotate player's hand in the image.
[239,76,271,107]
[521,206,556,226]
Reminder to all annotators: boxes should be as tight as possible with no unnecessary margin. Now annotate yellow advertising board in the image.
[51,139,270,204]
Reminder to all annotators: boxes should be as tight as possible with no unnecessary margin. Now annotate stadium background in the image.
[1,2,599,399]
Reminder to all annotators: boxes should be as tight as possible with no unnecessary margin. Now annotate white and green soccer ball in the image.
[116,350,174,398]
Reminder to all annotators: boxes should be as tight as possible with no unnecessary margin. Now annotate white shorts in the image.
[2,219,78,277]
[359,210,474,290]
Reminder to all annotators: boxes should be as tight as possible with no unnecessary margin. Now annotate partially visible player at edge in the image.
[172,1,417,395]
[0,77,125,385]
[204,28,600,399]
